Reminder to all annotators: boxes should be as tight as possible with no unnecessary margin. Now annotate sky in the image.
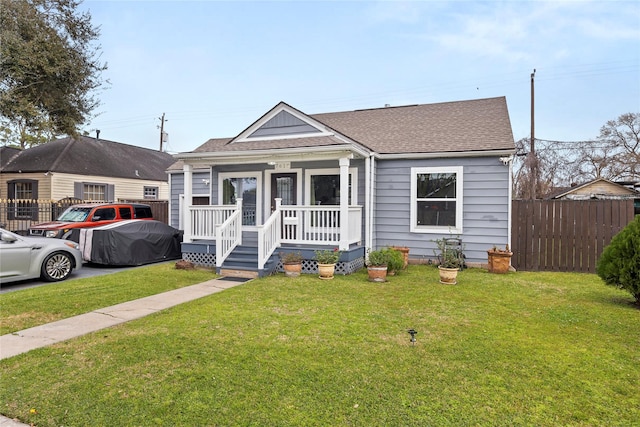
[80,0,640,154]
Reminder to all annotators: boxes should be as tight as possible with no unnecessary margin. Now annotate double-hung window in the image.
[410,166,463,234]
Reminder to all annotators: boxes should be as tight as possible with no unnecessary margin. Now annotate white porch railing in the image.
[278,205,362,246]
[257,199,283,270]
[215,199,243,268]
[189,205,237,240]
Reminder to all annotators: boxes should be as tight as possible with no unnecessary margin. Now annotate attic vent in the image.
[385,104,390,108]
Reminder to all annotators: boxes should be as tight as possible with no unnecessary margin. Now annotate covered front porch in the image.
[180,199,365,277]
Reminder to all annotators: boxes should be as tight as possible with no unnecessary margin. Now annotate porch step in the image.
[219,245,278,278]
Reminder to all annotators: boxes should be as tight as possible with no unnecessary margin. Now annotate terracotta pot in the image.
[438,266,458,284]
[283,263,302,277]
[367,265,388,282]
[487,251,513,274]
[391,246,410,269]
[318,263,335,280]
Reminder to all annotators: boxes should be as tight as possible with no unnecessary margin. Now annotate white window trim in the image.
[264,168,303,217]
[218,171,262,227]
[304,167,358,206]
[410,166,463,234]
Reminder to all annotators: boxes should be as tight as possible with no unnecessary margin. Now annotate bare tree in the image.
[596,113,640,181]
[512,112,640,198]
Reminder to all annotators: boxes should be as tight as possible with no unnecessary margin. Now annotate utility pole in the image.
[158,113,167,152]
[530,69,536,200]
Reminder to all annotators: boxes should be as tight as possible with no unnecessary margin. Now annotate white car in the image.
[0,229,83,283]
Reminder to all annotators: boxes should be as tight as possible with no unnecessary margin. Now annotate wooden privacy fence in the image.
[511,199,635,273]
[0,199,169,234]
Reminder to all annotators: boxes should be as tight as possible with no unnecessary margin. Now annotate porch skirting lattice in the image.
[182,252,216,268]
[181,252,365,275]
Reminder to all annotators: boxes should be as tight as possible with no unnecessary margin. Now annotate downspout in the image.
[368,154,376,252]
[339,157,350,251]
[183,164,193,243]
[365,156,371,254]
[507,155,513,251]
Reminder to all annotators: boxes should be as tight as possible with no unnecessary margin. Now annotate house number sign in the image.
[275,162,291,170]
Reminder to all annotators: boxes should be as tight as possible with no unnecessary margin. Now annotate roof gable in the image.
[233,102,334,143]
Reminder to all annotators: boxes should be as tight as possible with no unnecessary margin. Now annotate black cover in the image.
[79,220,182,266]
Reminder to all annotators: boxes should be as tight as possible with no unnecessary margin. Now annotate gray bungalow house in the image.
[169,96,516,277]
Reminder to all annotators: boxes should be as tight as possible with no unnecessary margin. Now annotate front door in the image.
[271,173,297,210]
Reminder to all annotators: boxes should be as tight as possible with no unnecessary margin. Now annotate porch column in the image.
[183,164,193,243]
[339,157,350,250]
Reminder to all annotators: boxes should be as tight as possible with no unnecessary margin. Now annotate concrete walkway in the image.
[0,277,248,426]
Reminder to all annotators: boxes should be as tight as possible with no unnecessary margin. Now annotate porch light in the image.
[407,329,417,345]
[268,161,276,165]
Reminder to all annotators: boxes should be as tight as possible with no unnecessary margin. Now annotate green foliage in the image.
[434,237,464,269]
[385,248,405,273]
[279,251,303,264]
[367,248,389,266]
[314,248,342,264]
[597,215,640,304]
[0,0,107,147]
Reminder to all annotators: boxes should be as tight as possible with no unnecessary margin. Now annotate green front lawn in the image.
[1,266,638,426]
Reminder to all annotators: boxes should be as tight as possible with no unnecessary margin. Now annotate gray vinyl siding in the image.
[373,156,510,264]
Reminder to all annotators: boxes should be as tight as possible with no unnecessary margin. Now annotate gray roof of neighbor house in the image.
[1,136,175,181]
[170,97,514,170]
[0,146,21,169]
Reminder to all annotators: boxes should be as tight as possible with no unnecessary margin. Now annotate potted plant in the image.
[280,251,303,277]
[367,248,389,282]
[314,248,342,280]
[434,237,464,284]
[487,245,513,274]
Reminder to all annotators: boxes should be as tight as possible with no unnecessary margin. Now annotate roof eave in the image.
[174,144,370,166]
[374,148,517,160]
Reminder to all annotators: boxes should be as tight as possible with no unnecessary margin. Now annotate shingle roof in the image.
[168,97,515,170]
[1,136,175,181]
[310,97,514,154]
[0,146,21,169]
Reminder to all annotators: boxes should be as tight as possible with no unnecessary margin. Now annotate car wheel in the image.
[41,251,74,282]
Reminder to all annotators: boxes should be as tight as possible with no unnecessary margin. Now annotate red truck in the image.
[28,202,154,241]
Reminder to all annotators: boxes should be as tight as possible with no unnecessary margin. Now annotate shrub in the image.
[385,248,405,274]
[596,215,640,305]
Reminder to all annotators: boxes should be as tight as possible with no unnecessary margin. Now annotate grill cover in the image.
[79,220,182,266]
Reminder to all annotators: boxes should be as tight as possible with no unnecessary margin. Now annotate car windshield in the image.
[57,207,92,222]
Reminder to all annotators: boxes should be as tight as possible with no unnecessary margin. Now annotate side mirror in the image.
[0,232,17,243]
[92,216,101,222]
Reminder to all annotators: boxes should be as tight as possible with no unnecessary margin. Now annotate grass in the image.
[0,263,216,335]
[1,266,638,426]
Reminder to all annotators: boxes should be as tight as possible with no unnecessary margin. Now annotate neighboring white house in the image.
[168,97,516,276]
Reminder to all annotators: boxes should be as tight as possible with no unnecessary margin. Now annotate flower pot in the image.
[438,266,458,284]
[318,263,335,280]
[283,263,302,277]
[487,251,513,274]
[367,265,388,282]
